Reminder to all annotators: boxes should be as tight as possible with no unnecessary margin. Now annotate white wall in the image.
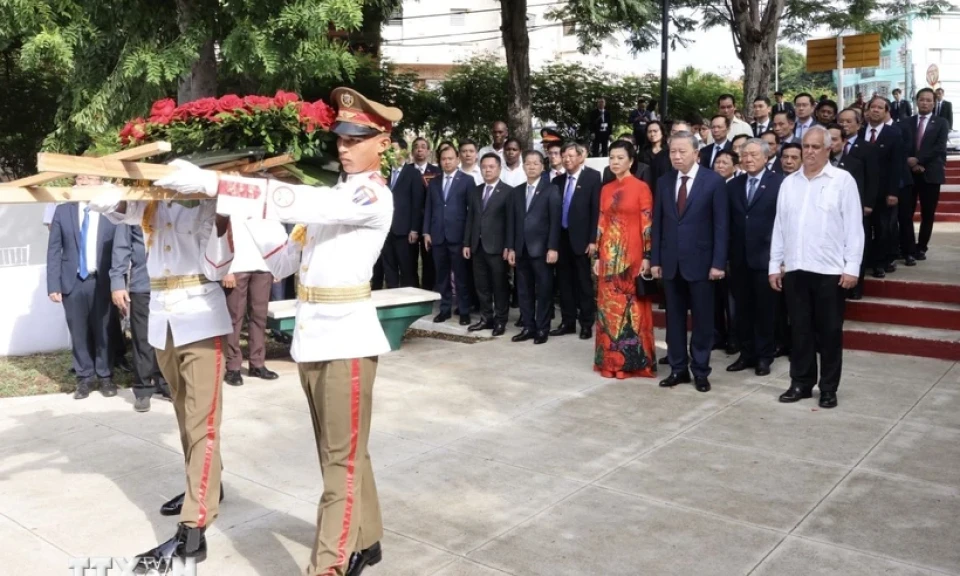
[0,265,70,356]
[911,12,960,128]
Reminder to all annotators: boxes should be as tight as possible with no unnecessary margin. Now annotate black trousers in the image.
[516,250,554,333]
[915,181,941,253]
[870,201,899,267]
[473,250,510,324]
[129,292,163,398]
[62,274,113,380]
[713,277,734,348]
[898,185,917,257]
[419,236,436,291]
[110,305,126,360]
[856,215,871,290]
[784,270,845,393]
[381,234,418,289]
[730,266,777,363]
[557,229,595,327]
[432,243,470,316]
[663,275,714,377]
[590,134,610,158]
[775,290,792,352]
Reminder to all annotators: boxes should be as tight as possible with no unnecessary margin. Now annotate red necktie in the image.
[870,128,877,144]
[916,116,926,151]
[677,176,689,215]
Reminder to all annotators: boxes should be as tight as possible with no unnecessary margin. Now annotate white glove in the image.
[155,159,219,197]
[88,187,124,213]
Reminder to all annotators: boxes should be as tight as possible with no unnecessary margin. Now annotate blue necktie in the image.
[79,206,90,279]
[747,178,758,205]
[391,169,399,188]
[562,176,575,228]
[443,175,452,201]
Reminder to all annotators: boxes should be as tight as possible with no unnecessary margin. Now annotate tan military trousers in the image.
[299,357,383,576]
[156,329,225,529]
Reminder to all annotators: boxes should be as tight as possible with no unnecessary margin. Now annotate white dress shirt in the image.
[43,203,58,225]
[549,167,565,181]
[228,214,270,274]
[769,163,864,277]
[754,119,770,135]
[794,118,815,139]
[730,117,753,139]
[865,123,885,142]
[77,202,100,274]
[478,145,505,163]
[500,163,527,187]
[459,163,483,185]
[105,201,234,349]
[675,163,700,200]
[413,162,430,174]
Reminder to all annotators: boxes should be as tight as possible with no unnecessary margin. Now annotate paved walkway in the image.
[1,330,958,575]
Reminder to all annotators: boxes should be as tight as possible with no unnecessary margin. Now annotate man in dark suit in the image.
[510,150,561,344]
[423,144,473,325]
[772,110,798,154]
[463,153,514,336]
[836,110,880,298]
[773,91,794,115]
[699,115,732,169]
[382,137,425,288]
[628,96,655,150]
[411,137,440,291]
[891,89,912,124]
[726,139,784,376]
[652,131,729,393]
[828,123,870,299]
[863,97,905,278]
[904,88,951,259]
[47,182,118,400]
[551,143,601,339]
[751,96,773,136]
[590,97,612,157]
[935,88,953,129]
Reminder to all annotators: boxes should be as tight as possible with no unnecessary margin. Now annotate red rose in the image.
[181,97,219,119]
[274,90,300,107]
[313,99,336,130]
[218,94,244,113]
[299,100,336,133]
[149,98,176,119]
[120,117,147,145]
[243,95,274,111]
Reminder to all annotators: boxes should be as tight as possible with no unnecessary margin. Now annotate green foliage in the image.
[435,56,510,144]
[773,45,836,100]
[546,0,696,54]
[0,47,63,178]
[2,0,367,153]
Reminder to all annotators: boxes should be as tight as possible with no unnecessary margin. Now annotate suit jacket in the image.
[512,180,561,258]
[767,157,784,175]
[835,153,867,210]
[727,171,784,271]
[860,123,905,203]
[750,120,772,137]
[388,163,426,235]
[47,203,117,295]
[552,166,602,254]
[699,141,732,169]
[891,100,913,124]
[651,168,729,281]
[590,108,612,136]
[903,114,950,184]
[423,170,472,246]
[773,101,795,114]
[465,180,514,255]
[842,136,880,210]
[109,224,149,294]
[936,100,953,129]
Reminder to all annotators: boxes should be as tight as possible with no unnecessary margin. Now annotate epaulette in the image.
[369,172,387,186]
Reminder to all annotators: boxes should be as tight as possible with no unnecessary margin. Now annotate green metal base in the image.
[267,302,435,351]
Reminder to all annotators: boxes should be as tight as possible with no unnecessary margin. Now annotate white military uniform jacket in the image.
[105,201,234,349]
[246,171,393,363]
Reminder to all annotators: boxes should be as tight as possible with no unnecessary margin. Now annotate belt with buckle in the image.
[149,275,211,291]
[297,283,371,304]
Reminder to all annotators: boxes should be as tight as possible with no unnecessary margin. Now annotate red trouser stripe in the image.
[196,336,222,527]
[321,358,361,576]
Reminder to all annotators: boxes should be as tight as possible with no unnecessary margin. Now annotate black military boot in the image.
[133,523,206,574]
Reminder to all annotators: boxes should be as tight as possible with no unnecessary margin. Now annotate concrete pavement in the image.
[1,329,958,575]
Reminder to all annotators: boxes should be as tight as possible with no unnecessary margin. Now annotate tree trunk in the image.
[730,0,784,114]
[176,0,217,104]
[501,0,532,149]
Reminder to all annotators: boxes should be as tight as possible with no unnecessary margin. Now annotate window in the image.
[880,51,891,69]
[450,8,467,26]
[527,13,537,26]
[563,20,576,36]
[387,6,402,26]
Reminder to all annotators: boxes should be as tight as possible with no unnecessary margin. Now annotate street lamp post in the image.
[660,0,669,119]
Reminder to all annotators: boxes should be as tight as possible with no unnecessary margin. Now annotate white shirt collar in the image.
[443,170,457,178]
[747,169,766,181]
[568,167,583,180]
[483,179,500,188]
[799,163,837,182]
[679,163,700,181]
[799,117,814,128]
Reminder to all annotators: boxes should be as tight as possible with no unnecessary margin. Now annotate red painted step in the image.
[916,201,960,213]
[913,213,960,222]
[845,297,960,331]
[862,277,960,304]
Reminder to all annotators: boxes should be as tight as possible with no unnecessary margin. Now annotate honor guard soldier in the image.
[151,87,398,576]
[89,179,234,568]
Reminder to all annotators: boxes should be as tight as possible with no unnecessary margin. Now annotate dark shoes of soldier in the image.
[134,396,151,413]
[224,370,244,386]
[346,541,382,576]
[100,378,118,398]
[248,365,279,380]
[160,486,225,516]
[132,523,206,574]
[74,378,93,400]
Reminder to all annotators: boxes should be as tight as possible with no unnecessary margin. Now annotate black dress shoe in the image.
[818,391,838,409]
[491,323,506,337]
[658,356,670,365]
[725,343,741,356]
[132,523,206,573]
[346,541,382,576]
[514,318,523,327]
[915,252,927,261]
[579,327,592,340]
[872,267,886,278]
[848,290,863,300]
[549,323,576,336]
[134,396,151,412]
[755,361,771,376]
[904,255,917,266]
[468,319,493,332]
[726,357,756,372]
[885,263,897,273]
[115,356,134,373]
[224,370,244,386]
[99,378,118,398]
[433,312,451,323]
[694,376,711,392]
[160,486,224,516]
[773,346,791,358]
[778,386,812,403]
[711,341,728,351]
[248,365,279,380]
[659,371,691,387]
[533,331,549,345]
[459,315,472,326]
[74,378,93,400]
[512,329,534,342]
[155,380,173,401]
